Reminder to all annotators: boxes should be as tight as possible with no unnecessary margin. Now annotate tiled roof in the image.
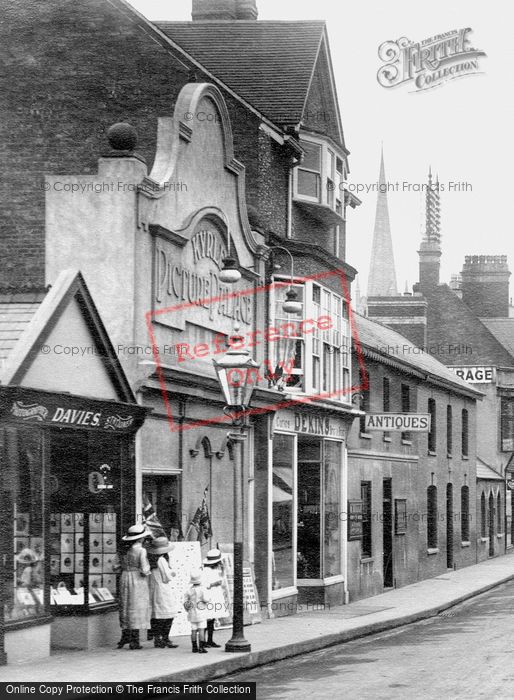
[156,21,325,126]
[0,293,46,365]
[480,318,514,358]
[353,312,483,397]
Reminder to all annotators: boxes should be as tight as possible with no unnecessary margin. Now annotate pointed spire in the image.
[367,148,398,297]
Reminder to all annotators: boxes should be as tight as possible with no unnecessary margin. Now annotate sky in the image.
[126,0,512,296]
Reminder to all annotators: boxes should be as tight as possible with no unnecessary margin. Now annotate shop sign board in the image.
[364,413,431,432]
[273,410,346,439]
[0,385,147,434]
[501,397,514,452]
[448,366,495,383]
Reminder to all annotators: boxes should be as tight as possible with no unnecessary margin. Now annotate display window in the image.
[1,427,45,623]
[271,434,295,591]
[271,431,343,590]
[49,430,122,611]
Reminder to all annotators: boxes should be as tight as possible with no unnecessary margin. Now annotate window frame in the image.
[428,398,437,453]
[361,481,372,558]
[427,485,438,549]
[461,485,470,542]
[461,408,469,457]
[294,134,347,215]
[447,405,453,457]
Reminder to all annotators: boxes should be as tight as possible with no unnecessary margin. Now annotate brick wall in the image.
[0,0,286,286]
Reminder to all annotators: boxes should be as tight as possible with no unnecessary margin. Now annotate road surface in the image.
[224,581,514,699]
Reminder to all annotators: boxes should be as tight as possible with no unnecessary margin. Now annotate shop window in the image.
[1,427,46,624]
[428,399,437,453]
[361,481,372,557]
[461,409,469,457]
[497,493,503,533]
[447,405,453,456]
[461,486,470,541]
[272,434,295,591]
[49,429,122,611]
[427,485,438,548]
[383,377,391,440]
[481,492,486,537]
[323,440,342,577]
[401,384,411,441]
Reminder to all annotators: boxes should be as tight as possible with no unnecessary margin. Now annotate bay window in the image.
[294,136,347,214]
[271,279,351,402]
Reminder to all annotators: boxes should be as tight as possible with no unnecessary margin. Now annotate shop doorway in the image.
[142,475,182,541]
[297,437,321,579]
[382,479,393,588]
[446,483,454,569]
[488,493,495,557]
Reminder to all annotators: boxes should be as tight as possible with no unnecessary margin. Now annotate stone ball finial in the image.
[107,122,138,151]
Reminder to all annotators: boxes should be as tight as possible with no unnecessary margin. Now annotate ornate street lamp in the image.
[219,229,242,284]
[268,245,302,315]
[213,330,260,652]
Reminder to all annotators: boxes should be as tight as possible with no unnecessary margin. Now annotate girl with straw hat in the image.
[147,536,180,649]
[112,524,151,650]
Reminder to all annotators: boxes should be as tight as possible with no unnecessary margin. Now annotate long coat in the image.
[113,545,151,629]
[149,556,180,619]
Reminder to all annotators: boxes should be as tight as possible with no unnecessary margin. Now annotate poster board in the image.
[167,541,202,636]
[218,544,261,627]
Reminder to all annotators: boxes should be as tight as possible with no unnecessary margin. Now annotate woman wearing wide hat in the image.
[147,536,180,648]
[112,524,151,649]
[201,548,224,648]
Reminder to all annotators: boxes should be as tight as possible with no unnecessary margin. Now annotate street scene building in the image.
[0,0,513,687]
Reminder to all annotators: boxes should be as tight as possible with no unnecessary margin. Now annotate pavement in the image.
[2,553,514,693]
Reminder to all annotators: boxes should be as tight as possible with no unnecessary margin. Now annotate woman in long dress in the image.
[113,524,151,650]
[147,536,180,648]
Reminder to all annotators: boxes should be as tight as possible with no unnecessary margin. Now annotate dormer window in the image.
[297,141,321,200]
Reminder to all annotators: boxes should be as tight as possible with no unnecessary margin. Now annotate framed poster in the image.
[394,499,407,535]
[217,544,261,627]
[348,500,363,541]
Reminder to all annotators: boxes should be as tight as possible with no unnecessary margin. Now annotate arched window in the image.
[461,485,470,542]
[427,485,438,548]
[497,492,503,533]
[447,405,453,456]
[481,492,486,538]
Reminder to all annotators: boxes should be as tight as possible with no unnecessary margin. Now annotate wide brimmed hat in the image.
[16,548,39,565]
[122,524,150,541]
[190,569,202,584]
[203,548,222,565]
[147,536,174,554]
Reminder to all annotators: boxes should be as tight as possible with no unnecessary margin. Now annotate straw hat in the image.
[190,569,202,584]
[122,524,150,541]
[203,548,222,565]
[16,548,39,565]
[147,536,174,554]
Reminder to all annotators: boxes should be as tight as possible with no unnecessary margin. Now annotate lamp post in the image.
[213,331,260,653]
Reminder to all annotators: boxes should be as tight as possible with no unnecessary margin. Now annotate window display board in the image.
[49,512,117,608]
[166,541,202,636]
[218,544,261,627]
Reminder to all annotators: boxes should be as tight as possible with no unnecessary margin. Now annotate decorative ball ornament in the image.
[106,122,138,151]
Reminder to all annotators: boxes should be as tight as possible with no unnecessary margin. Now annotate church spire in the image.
[367,148,398,297]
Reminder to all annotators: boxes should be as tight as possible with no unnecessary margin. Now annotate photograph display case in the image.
[49,512,117,607]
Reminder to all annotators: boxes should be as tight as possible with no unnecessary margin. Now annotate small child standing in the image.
[201,548,224,648]
[183,569,211,653]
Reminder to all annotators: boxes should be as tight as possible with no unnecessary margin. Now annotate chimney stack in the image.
[192,0,258,20]
[461,255,510,318]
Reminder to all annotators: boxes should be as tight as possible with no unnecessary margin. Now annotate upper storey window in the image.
[295,136,347,215]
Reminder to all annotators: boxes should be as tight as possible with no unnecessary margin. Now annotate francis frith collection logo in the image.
[377,28,486,91]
